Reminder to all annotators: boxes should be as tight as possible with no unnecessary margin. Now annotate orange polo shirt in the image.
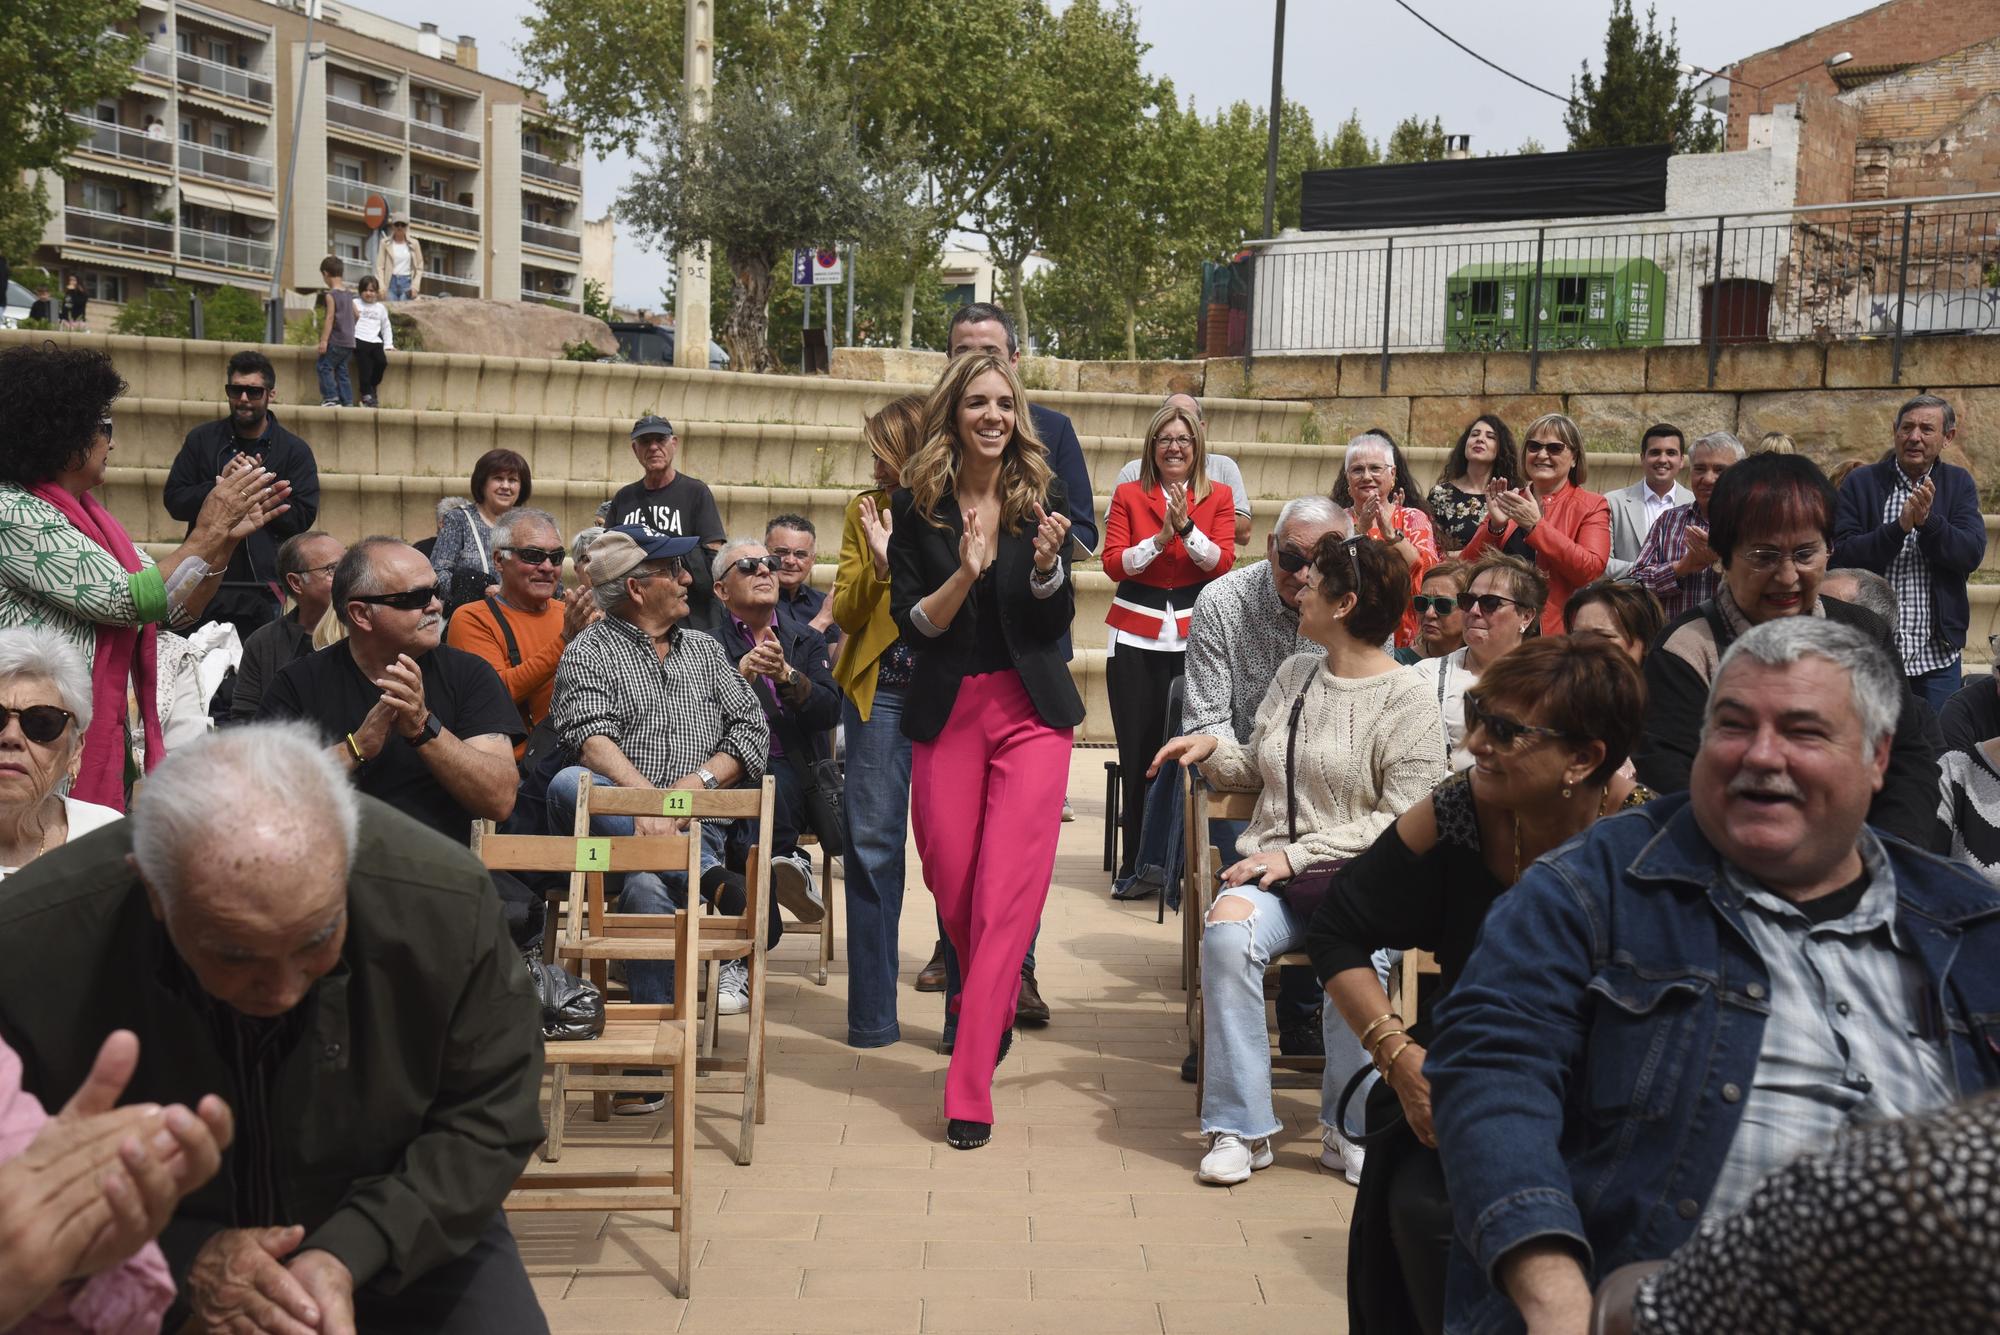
[446,596,565,758]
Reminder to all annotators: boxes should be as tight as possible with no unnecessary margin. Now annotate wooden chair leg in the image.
[816,844,833,985]
[701,960,720,1056]
[738,953,766,1165]
[546,1060,568,1162]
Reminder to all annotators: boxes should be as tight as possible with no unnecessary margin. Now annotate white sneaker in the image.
[1061,799,1076,823]
[1321,1127,1365,1184]
[772,851,824,923]
[1196,1132,1274,1186]
[715,960,750,1015]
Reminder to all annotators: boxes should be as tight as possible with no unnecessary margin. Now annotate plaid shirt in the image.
[1705,830,1957,1219]
[1631,502,1719,621]
[552,614,767,787]
[1882,464,1955,674]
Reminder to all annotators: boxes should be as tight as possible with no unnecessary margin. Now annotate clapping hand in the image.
[198,463,292,544]
[738,628,787,682]
[560,586,600,641]
[1678,524,1716,575]
[957,508,990,577]
[1492,485,1542,532]
[374,654,429,739]
[1900,477,1936,532]
[858,495,893,579]
[1031,504,1070,573]
[1155,484,1189,545]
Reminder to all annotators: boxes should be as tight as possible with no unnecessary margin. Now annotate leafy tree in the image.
[582,277,612,322]
[113,283,191,337]
[1327,111,1380,170]
[1385,114,1448,164]
[0,0,146,259]
[1515,136,1548,156]
[617,68,888,373]
[202,284,267,342]
[1565,0,1721,153]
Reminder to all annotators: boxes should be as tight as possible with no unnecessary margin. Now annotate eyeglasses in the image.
[630,558,686,582]
[1154,434,1196,448]
[499,546,562,568]
[728,555,782,576]
[1737,543,1826,574]
[1463,695,1564,750]
[1524,439,1568,456]
[298,561,339,578]
[0,704,75,746]
[1456,591,1530,617]
[351,584,441,611]
[1273,548,1313,574]
[225,383,269,400]
[1412,594,1457,615]
[765,546,811,563]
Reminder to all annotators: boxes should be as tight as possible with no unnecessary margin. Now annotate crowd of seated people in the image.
[8,320,2000,1332]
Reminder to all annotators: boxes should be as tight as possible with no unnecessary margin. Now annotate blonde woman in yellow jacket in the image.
[832,394,926,1049]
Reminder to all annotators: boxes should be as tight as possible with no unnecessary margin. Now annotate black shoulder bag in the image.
[483,596,563,778]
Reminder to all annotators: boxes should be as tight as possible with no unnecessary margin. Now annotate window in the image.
[206,38,229,64]
[80,181,124,213]
[82,273,126,303]
[331,229,365,262]
[95,103,118,123]
[176,31,193,54]
[333,156,363,181]
[209,125,231,151]
[329,72,364,102]
[179,117,194,141]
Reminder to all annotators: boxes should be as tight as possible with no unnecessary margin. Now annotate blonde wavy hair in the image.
[1138,403,1211,500]
[863,393,927,488]
[903,353,1054,532]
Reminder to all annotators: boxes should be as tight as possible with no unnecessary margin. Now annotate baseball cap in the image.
[631,414,675,441]
[578,523,701,587]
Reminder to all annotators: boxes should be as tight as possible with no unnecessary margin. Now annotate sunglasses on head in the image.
[1411,594,1457,615]
[1463,695,1563,750]
[225,383,269,400]
[729,555,782,576]
[1457,590,1529,617]
[352,584,441,611]
[499,545,562,568]
[0,704,75,746]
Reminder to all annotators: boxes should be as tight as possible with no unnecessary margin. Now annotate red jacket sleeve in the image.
[1528,489,1612,587]
[1201,484,1236,577]
[1102,482,1139,580]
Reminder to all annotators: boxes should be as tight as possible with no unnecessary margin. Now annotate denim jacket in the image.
[1426,792,2000,1335]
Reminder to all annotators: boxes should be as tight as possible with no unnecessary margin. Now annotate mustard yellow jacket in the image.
[830,490,899,721]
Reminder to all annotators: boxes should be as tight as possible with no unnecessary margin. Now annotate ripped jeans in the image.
[1200,883,1385,1141]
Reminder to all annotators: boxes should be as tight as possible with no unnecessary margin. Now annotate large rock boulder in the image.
[389,297,615,360]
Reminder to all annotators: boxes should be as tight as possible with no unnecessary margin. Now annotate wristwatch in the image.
[408,712,443,747]
[1175,517,1195,539]
[696,767,720,790]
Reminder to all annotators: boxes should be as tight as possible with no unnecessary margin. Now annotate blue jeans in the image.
[841,688,913,1048]
[1117,761,1186,902]
[315,344,353,405]
[1910,663,1963,716]
[546,766,726,1005]
[388,273,413,300]
[1208,817,1323,1030]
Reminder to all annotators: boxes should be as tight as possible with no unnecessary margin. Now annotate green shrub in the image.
[561,337,608,362]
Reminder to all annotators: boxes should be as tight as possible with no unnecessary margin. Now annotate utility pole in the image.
[673,0,714,369]
[1261,0,1287,238]
[267,0,320,342]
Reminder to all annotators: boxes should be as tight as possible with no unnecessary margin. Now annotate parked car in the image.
[1,281,35,329]
[610,321,730,371]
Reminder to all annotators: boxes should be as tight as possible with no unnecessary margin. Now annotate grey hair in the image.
[491,506,562,554]
[569,526,606,574]
[1343,434,1395,470]
[1896,393,1956,435]
[1705,618,1900,756]
[131,722,359,905]
[1691,431,1746,462]
[1273,495,1347,542]
[435,495,475,523]
[328,536,408,627]
[0,627,93,748]
[1820,567,1898,628]
[591,577,633,614]
[711,537,766,583]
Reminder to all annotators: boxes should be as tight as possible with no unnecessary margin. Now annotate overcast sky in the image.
[414,0,1851,306]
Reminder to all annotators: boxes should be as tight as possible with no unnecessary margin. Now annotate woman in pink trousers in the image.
[888,353,1085,1150]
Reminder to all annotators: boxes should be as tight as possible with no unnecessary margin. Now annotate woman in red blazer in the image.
[1100,402,1236,887]
[1457,411,1610,635]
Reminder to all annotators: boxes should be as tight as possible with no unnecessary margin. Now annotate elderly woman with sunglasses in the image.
[0,628,122,878]
[1306,636,1650,1335]
[1411,554,1548,771]
[1153,534,1445,1189]
[1457,412,1610,635]
[0,345,288,810]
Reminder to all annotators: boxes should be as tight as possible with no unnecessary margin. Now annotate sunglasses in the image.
[0,704,76,746]
[499,546,562,568]
[1463,695,1564,750]
[1273,548,1312,574]
[351,583,441,611]
[1412,594,1457,615]
[1457,590,1530,617]
[728,555,782,576]
[225,383,269,400]
[1524,439,1568,456]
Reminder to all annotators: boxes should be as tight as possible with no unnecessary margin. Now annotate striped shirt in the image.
[1882,463,1956,674]
[1631,502,1718,621]
[1936,746,2000,885]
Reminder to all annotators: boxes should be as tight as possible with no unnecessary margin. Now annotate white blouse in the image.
[0,796,123,881]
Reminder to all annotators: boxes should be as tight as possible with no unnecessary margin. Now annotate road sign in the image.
[364,193,389,229]
[792,246,844,286]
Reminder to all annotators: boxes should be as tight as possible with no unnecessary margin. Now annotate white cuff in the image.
[1029,562,1066,599]
[910,601,947,637]
[1182,524,1222,571]
[1121,535,1161,577]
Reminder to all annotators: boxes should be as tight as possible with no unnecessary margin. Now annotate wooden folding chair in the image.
[578,777,774,1165]
[779,831,836,985]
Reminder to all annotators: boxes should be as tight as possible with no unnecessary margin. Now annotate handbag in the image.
[443,508,496,613]
[1272,676,1348,920]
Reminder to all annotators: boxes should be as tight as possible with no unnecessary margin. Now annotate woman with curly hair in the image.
[1426,414,1519,551]
[888,354,1084,1150]
[0,344,289,808]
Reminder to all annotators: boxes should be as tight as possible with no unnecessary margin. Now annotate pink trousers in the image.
[911,669,1073,1122]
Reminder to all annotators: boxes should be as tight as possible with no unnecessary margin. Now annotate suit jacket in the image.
[707,612,841,763]
[887,480,1086,742]
[1605,478,1692,580]
[1832,457,1986,655]
[1029,404,1098,556]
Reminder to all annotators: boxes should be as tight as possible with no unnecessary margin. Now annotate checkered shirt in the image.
[1882,465,1956,674]
[1705,830,1958,1219]
[552,614,768,787]
[1630,502,1719,621]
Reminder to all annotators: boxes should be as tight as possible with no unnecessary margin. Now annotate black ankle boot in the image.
[947,1118,992,1149]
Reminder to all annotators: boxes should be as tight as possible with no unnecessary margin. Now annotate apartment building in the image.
[38,0,587,314]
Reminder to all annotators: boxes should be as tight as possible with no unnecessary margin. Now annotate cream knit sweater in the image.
[1201,651,1447,871]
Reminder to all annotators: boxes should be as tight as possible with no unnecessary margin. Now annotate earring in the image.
[1562,785,1573,800]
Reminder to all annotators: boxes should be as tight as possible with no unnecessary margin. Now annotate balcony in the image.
[521,288,581,311]
[67,114,172,170]
[133,44,173,82]
[64,207,174,257]
[180,226,272,272]
[326,176,406,218]
[408,194,480,236]
[178,141,274,190]
[176,51,272,108]
[522,151,581,191]
[425,271,480,298]
[521,219,581,255]
[325,96,405,144]
[407,117,481,163]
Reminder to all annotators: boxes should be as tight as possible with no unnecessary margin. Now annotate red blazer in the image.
[1458,482,1611,635]
[1102,479,1236,639]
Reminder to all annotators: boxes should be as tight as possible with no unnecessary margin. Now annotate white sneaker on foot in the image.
[716,959,750,1015]
[1196,1132,1274,1185]
[1061,798,1076,823]
[1321,1127,1365,1184]
[771,851,824,923]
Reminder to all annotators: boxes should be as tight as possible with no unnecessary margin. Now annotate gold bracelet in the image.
[1384,1038,1421,1077]
[345,732,365,763]
[1367,1027,1407,1060]
[1358,1012,1403,1048]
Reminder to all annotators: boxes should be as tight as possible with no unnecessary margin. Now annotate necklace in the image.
[4,802,61,867]
[1512,783,1616,883]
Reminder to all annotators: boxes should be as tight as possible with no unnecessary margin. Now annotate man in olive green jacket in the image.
[0,723,546,1333]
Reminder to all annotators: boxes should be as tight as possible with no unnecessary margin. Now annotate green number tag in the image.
[574,838,611,871]
[661,791,693,818]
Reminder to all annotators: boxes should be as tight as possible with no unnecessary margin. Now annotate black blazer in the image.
[707,613,841,761]
[888,481,1086,742]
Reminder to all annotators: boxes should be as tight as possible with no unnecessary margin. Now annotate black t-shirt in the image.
[258,643,523,843]
[605,473,725,542]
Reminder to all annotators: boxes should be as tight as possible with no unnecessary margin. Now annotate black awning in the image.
[1299,143,1672,232]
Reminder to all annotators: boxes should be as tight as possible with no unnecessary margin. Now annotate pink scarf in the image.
[27,482,162,810]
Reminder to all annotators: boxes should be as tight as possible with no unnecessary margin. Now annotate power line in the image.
[1385,0,1578,108]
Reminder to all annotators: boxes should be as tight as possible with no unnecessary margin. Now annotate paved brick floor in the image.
[516,750,1353,1334]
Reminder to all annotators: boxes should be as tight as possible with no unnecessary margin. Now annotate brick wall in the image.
[1793,84,1861,207]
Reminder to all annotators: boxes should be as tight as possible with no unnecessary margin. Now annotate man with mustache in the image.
[1425,618,2000,1335]
[258,537,522,845]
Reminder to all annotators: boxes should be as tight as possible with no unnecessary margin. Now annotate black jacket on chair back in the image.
[888,479,1086,742]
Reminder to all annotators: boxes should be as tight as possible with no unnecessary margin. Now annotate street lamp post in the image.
[1260,0,1286,238]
